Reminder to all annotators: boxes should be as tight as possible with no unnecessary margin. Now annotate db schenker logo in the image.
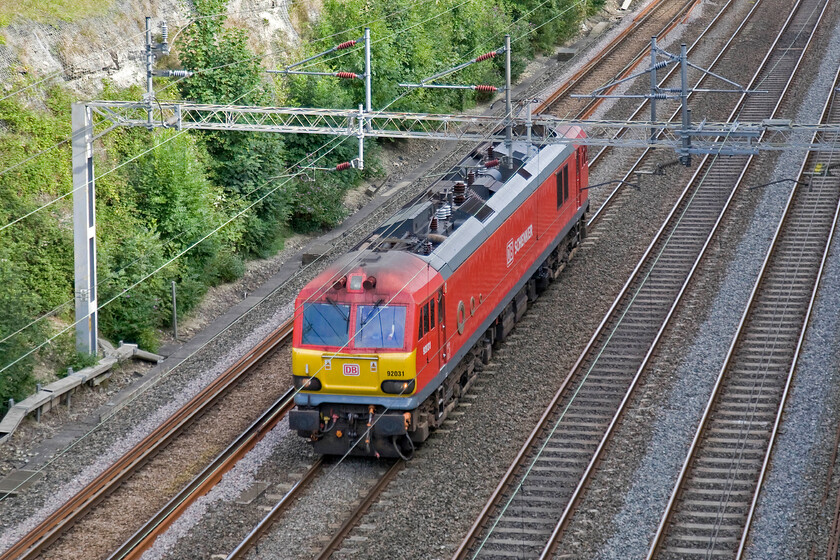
[506,224,533,268]
[343,363,360,376]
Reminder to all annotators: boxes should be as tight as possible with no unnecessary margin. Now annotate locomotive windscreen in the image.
[356,305,406,349]
[302,302,350,346]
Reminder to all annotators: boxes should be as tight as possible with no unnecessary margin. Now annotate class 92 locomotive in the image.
[289,126,589,458]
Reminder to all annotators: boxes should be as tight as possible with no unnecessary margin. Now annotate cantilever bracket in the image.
[571,37,755,167]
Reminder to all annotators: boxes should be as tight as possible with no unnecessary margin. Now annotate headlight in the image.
[293,375,322,391]
[381,379,415,395]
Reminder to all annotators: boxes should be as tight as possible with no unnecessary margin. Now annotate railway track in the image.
[116,5,740,557]
[108,388,298,560]
[585,0,759,227]
[0,5,715,558]
[453,0,827,557]
[3,3,823,559]
[312,460,405,560]
[225,458,324,560]
[646,49,840,560]
[218,458,402,559]
[535,0,699,119]
[0,319,294,560]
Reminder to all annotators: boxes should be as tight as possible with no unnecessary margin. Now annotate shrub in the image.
[288,178,350,232]
[0,246,43,415]
[96,228,168,348]
[204,251,245,286]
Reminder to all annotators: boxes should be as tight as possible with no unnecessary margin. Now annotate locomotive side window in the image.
[556,165,569,207]
[356,305,406,349]
[302,302,350,347]
[564,168,569,201]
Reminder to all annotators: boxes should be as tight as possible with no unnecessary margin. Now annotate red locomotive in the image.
[289,127,589,457]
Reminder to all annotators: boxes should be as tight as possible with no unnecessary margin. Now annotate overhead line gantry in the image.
[69,21,840,355]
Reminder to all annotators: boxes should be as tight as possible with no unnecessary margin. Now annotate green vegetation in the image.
[178,0,291,253]
[0,0,600,414]
[0,0,113,25]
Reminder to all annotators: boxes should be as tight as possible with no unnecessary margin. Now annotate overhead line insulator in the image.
[336,40,358,50]
[473,85,497,92]
[335,72,360,79]
[485,159,500,168]
[336,162,353,171]
[475,51,497,63]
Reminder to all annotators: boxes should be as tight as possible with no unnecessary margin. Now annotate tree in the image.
[177,0,288,253]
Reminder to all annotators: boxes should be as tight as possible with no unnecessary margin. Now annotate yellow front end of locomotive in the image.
[292,348,417,397]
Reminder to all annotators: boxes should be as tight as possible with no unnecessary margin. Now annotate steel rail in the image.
[830,496,840,560]
[108,388,299,560]
[827,442,840,560]
[563,0,701,122]
[451,158,693,559]
[453,0,822,556]
[226,457,325,560]
[533,0,695,115]
[313,460,405,560]
[735,77,840,557]
[647,17,839,557]
[586,0,762,228]
[539,0,827,551]
[0,319,294,560]
[828,415,840,560]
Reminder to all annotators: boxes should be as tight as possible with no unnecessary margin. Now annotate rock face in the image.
[0,0,302,100]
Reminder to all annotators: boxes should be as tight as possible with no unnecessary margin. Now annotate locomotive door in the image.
[438,290,447,365]
[418,293,442,378]
[575,146,583,206]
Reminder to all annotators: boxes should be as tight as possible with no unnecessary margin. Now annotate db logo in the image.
[506,239,515,267]
[343,363,360,376]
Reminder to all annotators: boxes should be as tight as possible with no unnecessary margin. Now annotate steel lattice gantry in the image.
[71,99,840,353]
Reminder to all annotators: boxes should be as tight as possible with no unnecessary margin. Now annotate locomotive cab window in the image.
[356,305,406,349]
[302,302,350,347]
[556,165,569,207]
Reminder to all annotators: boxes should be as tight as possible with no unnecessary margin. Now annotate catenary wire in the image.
[0,0,588,501]
[0,0,449,227]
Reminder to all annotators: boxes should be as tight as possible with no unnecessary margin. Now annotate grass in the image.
[0,0,114,26]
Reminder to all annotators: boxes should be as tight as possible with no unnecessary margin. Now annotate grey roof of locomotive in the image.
[363,139,576,281]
